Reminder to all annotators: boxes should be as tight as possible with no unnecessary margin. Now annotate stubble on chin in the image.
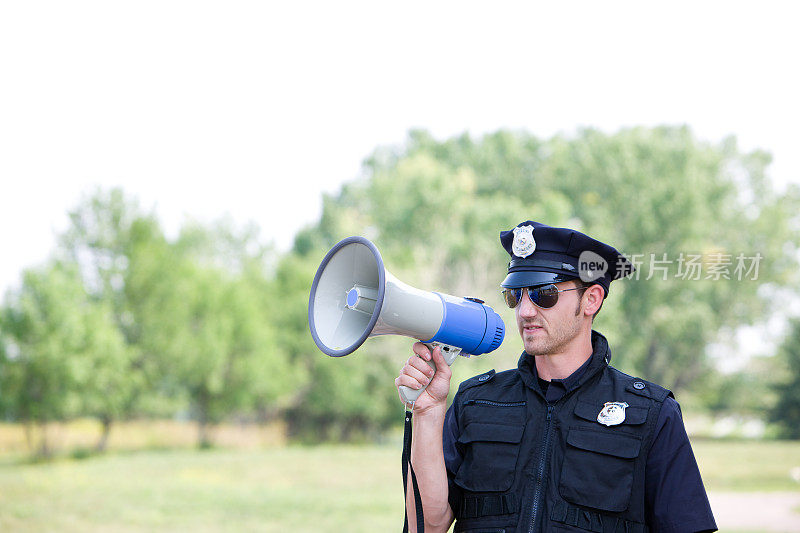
[525,341,558,357]
[524,319,581,356]
[522,331,552,356]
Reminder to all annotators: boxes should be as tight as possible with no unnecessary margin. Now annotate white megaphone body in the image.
[308,236,505,404]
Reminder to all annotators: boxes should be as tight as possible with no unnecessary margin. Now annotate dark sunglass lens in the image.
[535,285,559,308]
[503,289,520,308]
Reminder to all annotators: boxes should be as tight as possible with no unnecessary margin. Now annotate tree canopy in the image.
[2,126,799,450]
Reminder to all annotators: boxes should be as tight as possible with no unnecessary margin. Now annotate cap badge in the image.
[512,225,536,258]
[597,401,628,426]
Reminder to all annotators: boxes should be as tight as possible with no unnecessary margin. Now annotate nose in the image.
[517,288,538,318]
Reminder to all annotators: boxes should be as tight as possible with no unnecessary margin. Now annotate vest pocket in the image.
[455,422,524,492]
[559,428,642,512]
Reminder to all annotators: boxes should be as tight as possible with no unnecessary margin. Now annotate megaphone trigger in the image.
[398,342,462,405]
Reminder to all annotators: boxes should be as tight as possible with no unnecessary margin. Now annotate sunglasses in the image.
[502,284,586,309]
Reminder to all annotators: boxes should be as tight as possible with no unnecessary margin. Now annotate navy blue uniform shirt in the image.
[443,353,717,533]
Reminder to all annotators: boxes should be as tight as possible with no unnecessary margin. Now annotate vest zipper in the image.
[528,404,554,533]
[463,399,526,407]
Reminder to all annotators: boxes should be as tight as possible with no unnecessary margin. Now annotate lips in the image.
[522,324,543,333]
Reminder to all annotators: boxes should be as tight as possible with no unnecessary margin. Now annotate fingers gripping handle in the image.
[399,343,461,405]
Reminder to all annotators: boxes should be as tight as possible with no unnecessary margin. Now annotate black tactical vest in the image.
[450,331,672,533]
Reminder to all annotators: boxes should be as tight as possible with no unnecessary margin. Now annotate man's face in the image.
[515,280,585,356]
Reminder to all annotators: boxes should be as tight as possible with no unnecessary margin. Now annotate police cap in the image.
[499,221,634,297]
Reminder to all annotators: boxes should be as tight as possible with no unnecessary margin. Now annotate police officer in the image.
[395,221,717,533]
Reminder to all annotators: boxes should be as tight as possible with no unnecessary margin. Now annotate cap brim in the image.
[500,271,577,288]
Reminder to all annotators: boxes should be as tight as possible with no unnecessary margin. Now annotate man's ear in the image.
[583,284,605,317]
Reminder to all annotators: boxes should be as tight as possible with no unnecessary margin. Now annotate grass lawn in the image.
[0,439,798,532]
[694,439,800,492]
[0,445,403,533]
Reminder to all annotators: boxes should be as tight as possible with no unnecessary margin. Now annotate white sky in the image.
[1,1,799,300]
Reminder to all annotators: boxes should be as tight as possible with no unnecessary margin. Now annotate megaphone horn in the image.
[308,236,505,404]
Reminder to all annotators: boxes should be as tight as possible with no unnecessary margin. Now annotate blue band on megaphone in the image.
[422,294,505,355]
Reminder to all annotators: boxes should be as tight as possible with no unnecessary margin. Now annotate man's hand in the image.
[395,342,452,413]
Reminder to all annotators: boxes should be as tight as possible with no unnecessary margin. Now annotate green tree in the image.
[57,188,166,433]
[0,262,127,455]
[769,318,800,439]
[132,222,291,447]
[59,187,156,332]
[79,300,133,451]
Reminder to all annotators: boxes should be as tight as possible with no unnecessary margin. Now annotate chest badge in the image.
[597,401,629,426]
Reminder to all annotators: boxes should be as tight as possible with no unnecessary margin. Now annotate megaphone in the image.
[308,236,505,404]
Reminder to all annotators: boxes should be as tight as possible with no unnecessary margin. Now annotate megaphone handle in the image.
[399,342,461,405]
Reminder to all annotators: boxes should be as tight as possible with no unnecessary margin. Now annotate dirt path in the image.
[709,492,800,532]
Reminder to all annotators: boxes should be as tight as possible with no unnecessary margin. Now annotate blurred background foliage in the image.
[2,126,800,455]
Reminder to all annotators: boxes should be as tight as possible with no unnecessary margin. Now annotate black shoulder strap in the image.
[402,409,425,533]
[457,369,496,394]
